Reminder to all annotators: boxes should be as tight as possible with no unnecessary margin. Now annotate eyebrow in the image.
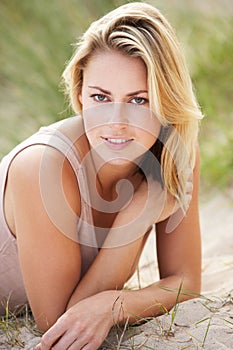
[88,86,148,96]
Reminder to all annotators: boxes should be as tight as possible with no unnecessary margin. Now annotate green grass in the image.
[189,15,233,191]
[0,0,232,192]
[163,2,233,191]
[0,304,41,349]
[0,0,120,157]
[0,4,232,348]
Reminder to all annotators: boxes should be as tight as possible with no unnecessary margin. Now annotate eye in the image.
[90,94,109,102]
[130,97,148,105]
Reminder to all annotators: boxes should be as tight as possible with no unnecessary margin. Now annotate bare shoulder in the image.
[53,115,90,161]
[8,144,81,218]
[9,145,48,178]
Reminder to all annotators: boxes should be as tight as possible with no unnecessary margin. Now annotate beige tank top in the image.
[0,117,98,314]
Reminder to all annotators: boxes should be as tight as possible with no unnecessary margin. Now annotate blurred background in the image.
[0,0,232,195]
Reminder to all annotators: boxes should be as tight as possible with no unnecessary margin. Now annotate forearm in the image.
[109,274,200,325]
[67,270,200,328]
[66,234,149,310]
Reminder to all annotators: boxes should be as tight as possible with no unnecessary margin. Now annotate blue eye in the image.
[90,94,108,102]
[131,97,148,105]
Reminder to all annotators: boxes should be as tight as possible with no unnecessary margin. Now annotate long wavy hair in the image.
[62,2,203,211]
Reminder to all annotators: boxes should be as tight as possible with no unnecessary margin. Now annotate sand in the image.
[0,192,232,349]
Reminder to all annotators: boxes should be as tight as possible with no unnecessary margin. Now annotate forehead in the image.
[82,50,147,89]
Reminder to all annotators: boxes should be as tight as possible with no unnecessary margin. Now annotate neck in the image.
[85,148,143,203]
[99,163,139,199]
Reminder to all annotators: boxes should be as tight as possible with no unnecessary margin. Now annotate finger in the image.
[67,327,107,350]
[185,167,193,181]
[40,320,65,349]
[73,343,92,350]
[66,337,90,350]
[35,344,42,350]
[186,181,193,194]
[186,193,192,204]
[68,339,99,350]
[52,328,83,350]
[68,340,85,350]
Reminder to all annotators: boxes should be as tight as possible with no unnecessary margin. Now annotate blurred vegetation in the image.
[0,0,232,192]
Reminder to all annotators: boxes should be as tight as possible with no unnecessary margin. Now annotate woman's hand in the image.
[36,291,121,350]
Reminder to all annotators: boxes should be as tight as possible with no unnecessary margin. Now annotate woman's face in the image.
[79,50,160,165]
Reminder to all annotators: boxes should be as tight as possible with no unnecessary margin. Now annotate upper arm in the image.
[156,148,201,291]
[8,146,82,331]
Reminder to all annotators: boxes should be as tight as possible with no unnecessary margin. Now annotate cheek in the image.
[85,129,98,145]
[135,118,161,149]
[85,127,105,148]
[139,130,158,149]
[83,111,105,140]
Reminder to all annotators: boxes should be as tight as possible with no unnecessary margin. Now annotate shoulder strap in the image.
[0,124,99,263]
[0,126,81,230]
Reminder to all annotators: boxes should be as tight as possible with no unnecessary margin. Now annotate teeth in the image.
[107,138,130,144]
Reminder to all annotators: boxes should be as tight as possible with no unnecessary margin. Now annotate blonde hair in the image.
[63,2,203,211]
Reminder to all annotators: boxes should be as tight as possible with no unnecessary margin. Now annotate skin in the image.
[4,50,201,350]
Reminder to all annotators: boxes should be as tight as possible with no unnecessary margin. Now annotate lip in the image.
[101,136,134,150]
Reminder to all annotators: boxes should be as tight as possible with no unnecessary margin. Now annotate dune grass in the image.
[0,304,40,349]
[0,1,232,348]
[0,0,232,191]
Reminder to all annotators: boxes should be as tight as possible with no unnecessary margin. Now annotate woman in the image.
[0,2,203,349]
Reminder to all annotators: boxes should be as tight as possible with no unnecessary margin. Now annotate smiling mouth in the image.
[102,137,133,144]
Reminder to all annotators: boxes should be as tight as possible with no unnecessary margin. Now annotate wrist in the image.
[101,290,126,326]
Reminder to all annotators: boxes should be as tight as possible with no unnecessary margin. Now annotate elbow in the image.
[37,323,50,334]
[35,316,56,333]
[181,272,202,302]
[33,309,64,333]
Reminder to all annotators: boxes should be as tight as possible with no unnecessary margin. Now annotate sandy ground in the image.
[0,192,232,349]
[130,191,233,297]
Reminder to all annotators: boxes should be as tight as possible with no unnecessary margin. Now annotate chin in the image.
[106,157,133,166]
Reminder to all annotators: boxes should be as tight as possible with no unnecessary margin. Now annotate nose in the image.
[108,103,128,127]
